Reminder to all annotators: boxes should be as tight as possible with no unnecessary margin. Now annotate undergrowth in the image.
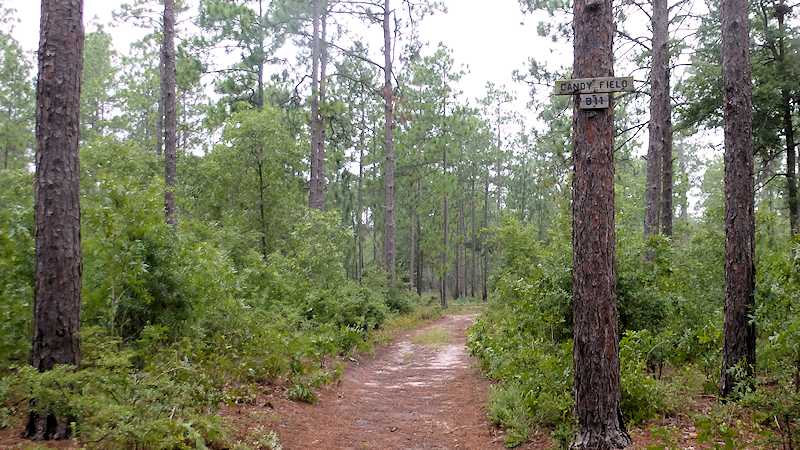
[0,153,443,449]
[468,217,800,448]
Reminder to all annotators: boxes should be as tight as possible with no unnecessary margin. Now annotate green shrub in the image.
[0,169,33,369]
[287,383,317,404]
[469,218,678,444]
[619,331,667,425]
[487,383,530,448]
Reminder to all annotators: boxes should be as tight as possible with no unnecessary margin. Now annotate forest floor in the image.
[225,311,553,450]
[0,311,764,449]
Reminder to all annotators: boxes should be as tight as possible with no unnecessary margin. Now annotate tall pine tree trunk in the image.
[309,0,325,210]
[645,0,668,241]
[163,0,178,227]
[660,89,674,236]
[382,0,396,282]
[656,0,674,237]
[257,161,268,259]
[720,0,757,398]
[410,177,421,292]
[441,97,449,307]
[356,112,366,282]
[777,4,798,235]
[783,90,798,234]
[27,0,84,440]
[471,174,477,298]
[570,0,630,447]
[482,172,489,302]
[458,193,466,299]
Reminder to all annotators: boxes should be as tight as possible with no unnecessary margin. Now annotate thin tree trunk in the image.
[309,0,324,209]
[27,0,84,440]
[255,0,265,109]
[163,0,178,227]
[308,0,321,209]
[417,246,424,296]
[156,24,165,157]
[720,0,757,398]
[777,4,798,235]
[645,0,668,241]
[156,71,164,156]
[441,95,449,307]
[470,174,477,298]
[660,98,674,234]
[442,143,448,308]
[415,179,423,296]
[382,0,396,282]
[570,0,631,447]
[257,160,268,259]
[410,202,417,291]
[458,192,466,299]
[356,113,366,282]
[410,177,418,291]
[482,171,489,302]
[656,0,674,236]
[783,90,797,234]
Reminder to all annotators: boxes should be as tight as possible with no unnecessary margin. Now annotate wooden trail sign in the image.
[579,93,609,109]
[554,76,633,110]
[554,77,634,95]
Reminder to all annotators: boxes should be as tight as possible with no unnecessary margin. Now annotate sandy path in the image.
[267,314,507,450]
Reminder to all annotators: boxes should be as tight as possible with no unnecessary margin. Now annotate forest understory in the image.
[2,0,800,448]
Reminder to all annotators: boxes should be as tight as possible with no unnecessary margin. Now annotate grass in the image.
[411,327,451,347]
[364,302,445,350]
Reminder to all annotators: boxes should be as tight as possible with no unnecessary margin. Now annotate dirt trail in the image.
[267,314,508,450]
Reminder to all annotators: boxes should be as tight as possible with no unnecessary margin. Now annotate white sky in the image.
[7,0,561,117]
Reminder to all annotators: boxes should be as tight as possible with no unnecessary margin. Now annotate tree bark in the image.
[309,0,326,210]
[655,0,674,237]
[256,0,265,109]
[356,111,366,282]
[163,0,178,227]
[645,0,668,241]
[382,0,396,282]
[257,160,268,259]
[482,171,489,302]
[442,138,449,308]
[410,177,419,292]
[783,90,797,234]
[570,0,631,448]
[720,0,757,398]
[27,0,84,440]
[471,173,477,298]
[777,4,798,235]
[458,192,466,299]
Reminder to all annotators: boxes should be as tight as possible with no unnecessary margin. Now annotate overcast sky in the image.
[8,0,562,111]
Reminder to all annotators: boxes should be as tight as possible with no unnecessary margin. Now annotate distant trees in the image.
[27,0,85,440]
[719,0,756,398]
[0,23,33,170]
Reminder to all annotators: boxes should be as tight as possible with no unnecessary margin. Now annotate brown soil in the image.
[226,313,551,450]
